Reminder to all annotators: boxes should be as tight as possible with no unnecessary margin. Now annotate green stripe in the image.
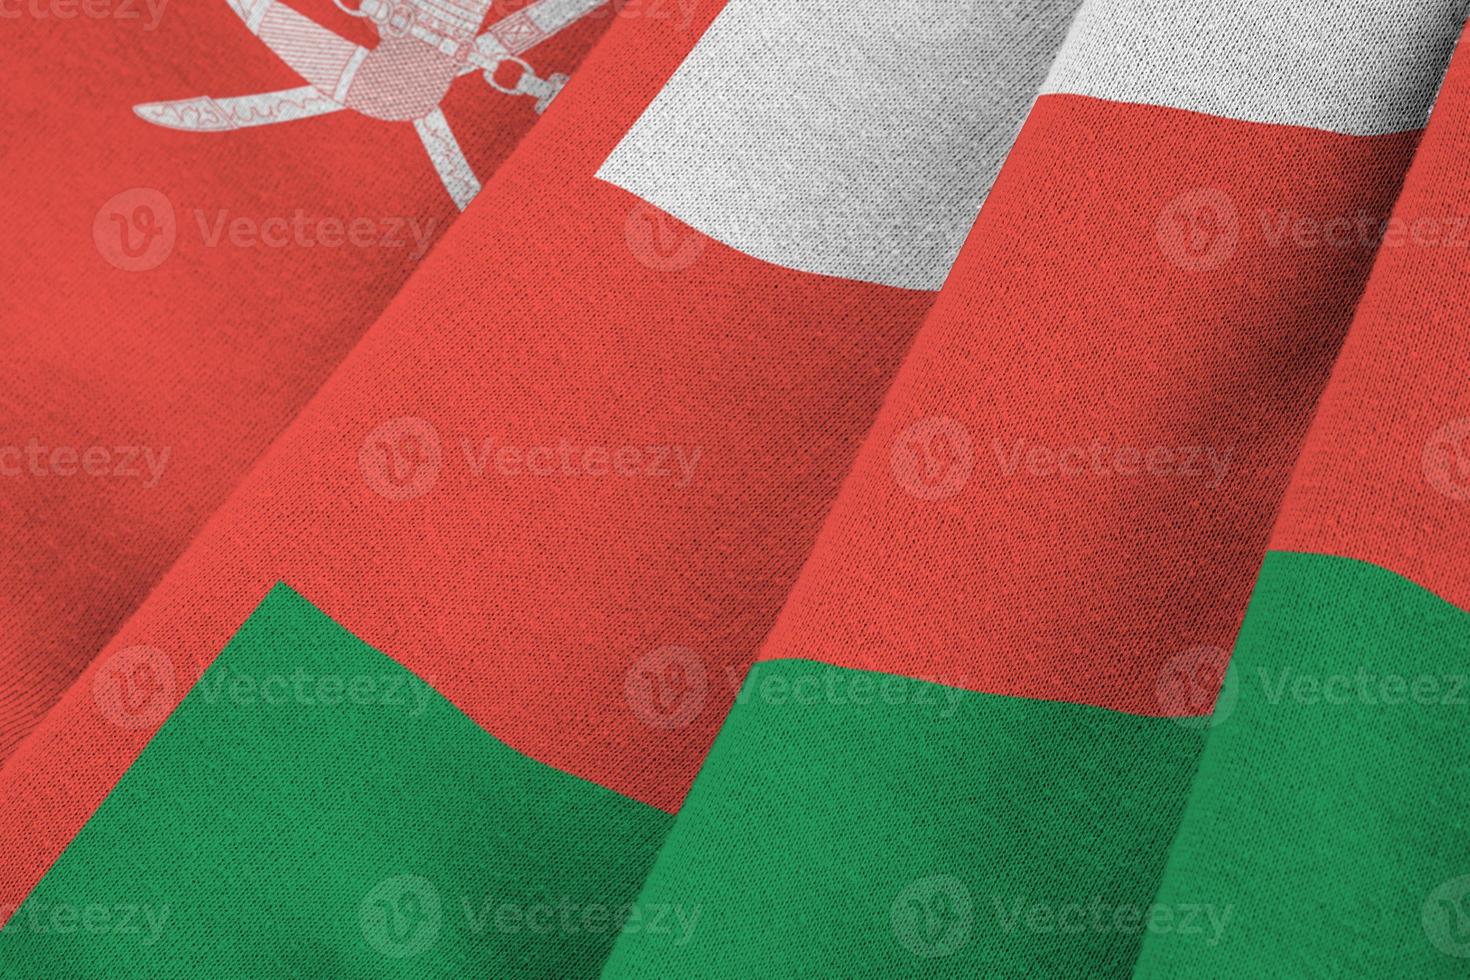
[0,584,670,979]
[600,659,1205,978]
[1135,550,1470,977]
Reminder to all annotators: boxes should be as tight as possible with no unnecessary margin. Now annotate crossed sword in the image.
[133,0,606,209]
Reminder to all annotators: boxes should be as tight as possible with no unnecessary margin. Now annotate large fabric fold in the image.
[0,0,1089,972]
[597,0,1466,974]
[1135,31,1470,977]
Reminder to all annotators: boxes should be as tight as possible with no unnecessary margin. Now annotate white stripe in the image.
[1041,0,1466,136]
[597,0,1084,290]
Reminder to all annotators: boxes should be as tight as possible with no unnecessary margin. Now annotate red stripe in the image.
[755,94,1420,716]
[1271,38,1470,608]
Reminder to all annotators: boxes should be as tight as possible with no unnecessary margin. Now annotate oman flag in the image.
[2,0,1469,977]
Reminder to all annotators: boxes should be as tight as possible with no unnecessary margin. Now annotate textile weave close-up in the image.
[3,0,1470,976]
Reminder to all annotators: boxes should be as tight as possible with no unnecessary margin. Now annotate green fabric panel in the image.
[1135,550,1470,978]
[0,584,670,979]
[600,658,1205,978]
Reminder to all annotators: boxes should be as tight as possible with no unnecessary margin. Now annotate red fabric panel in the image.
[0,0,610,758]
[0,0,933,919]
